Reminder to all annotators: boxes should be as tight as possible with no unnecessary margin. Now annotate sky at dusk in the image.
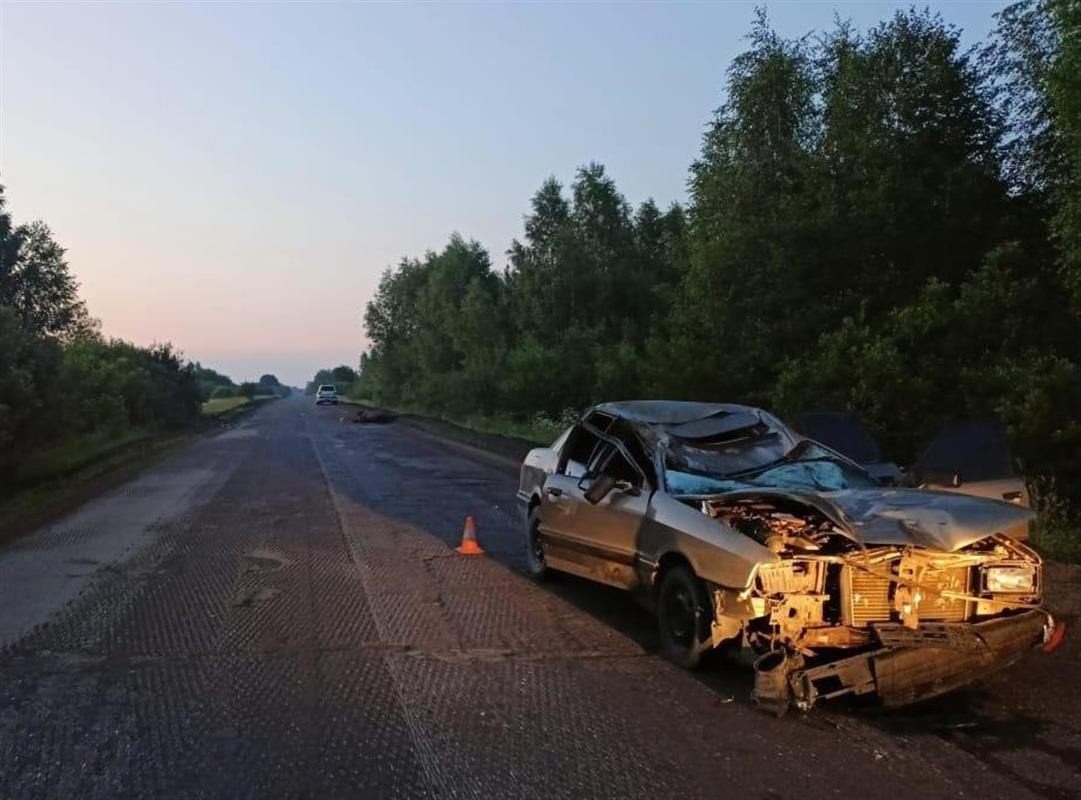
[1,1,1009,386]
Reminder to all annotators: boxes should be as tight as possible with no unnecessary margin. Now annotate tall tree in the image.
[651,10,817,401]
[0,219,92,339]
[362,235,505,413]
[815,10,1007,311]
[0,185,22,288]
[506,177,579,337]
[985,0,1081,309]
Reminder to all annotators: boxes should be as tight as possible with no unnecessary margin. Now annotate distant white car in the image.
[315,384,338,405]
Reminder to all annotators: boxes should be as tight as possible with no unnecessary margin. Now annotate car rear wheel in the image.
[657,564,711,669]
[524,507,550,581]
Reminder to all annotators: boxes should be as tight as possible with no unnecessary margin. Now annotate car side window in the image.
[592,442,642,487]
[610,421,655,487]
[583,411,616,434]
[560,426,603,478]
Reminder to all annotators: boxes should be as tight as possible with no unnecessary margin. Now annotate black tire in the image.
[524,507,551,581]
[657,564,712,669]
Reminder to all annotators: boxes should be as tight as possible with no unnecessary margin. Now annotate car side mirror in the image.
[584,474,616,504]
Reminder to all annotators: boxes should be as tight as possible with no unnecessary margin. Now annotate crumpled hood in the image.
[705,486,1035,551]
[810,488,1034,551]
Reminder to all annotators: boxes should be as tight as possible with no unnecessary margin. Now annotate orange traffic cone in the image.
[456,515,484,555]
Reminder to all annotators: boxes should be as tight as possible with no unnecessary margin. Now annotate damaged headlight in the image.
[984,565,1037,593]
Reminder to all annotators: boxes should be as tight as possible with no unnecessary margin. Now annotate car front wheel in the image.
[657,564,712,669]
[524,507,550,580]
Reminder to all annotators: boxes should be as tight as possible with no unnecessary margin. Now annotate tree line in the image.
[0,185,257,489]
[201,367,290,401]
[349,3,1081,517]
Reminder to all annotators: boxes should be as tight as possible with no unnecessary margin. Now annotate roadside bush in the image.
[210,385,240,399]
[192,363,235,401]
[258,373,291,397]
[0,306,61,475]
[56,339,202,434]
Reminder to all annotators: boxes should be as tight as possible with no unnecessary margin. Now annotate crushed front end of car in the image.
[697,490,1060,715]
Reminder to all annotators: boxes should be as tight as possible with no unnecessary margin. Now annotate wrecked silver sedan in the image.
[516,401,1063,714]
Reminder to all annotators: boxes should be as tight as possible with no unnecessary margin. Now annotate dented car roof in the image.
[594,400,767,425]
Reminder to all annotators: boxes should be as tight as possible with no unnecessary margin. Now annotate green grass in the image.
[446,412,565,444]
[346,396,565,445]
[202,396,250,415]
[0,429,191,547]
[1032,516,1081,564]
[16,428,152,485]
[1027,482,1081,564]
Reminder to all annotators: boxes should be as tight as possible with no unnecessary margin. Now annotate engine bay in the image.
[701,496,1043,656]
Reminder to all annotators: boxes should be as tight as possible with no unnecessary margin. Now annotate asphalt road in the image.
[1,396,1078,799]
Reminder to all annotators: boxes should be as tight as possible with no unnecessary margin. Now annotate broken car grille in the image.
[843,563,971,625]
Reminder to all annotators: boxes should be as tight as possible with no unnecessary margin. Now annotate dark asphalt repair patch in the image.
[0,397,1076,799]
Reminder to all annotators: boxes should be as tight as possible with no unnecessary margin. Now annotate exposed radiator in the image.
[843,562,971,625]
[846,567,893,625]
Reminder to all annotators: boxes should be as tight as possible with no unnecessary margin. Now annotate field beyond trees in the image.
[340,3,1081,553]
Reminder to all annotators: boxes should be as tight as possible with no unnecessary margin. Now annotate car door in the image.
[539,425,649,589]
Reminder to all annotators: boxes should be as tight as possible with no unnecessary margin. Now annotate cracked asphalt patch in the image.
[1,396,1077,799]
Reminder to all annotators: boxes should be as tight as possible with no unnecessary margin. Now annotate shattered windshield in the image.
[666,441,878,495]
[651,411,797,476]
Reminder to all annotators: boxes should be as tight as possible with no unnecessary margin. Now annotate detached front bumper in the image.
[873,610,1050,707]
[755,609,1055,714]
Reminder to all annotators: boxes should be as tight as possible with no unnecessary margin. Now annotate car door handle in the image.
[546,487,563,498]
